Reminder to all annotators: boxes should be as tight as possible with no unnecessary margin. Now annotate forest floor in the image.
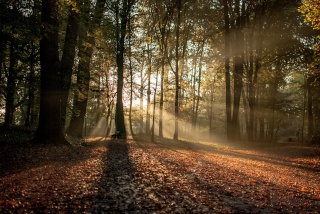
[0,137,320,213]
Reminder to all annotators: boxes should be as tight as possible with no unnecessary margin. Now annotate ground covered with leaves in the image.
[1,138,320,213]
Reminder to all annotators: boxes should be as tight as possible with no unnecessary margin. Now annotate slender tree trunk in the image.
[173,0,181,140]
[242,88,249,138]
[301,77,307,143]
[146,44,151,135]
[247,43,254,141]
[158,7,168,139]
[151,68,159,142]
[140,61,144,134]
[209,79,215,135]
[128,13,134,137]
[194,41,205,128]
[159,43,165,138]
[258,85,265,142]
[25,42,36,127]
[60,5,80,132]
[4,31,17,127]
[223,0,232,140]
[192,55,197,127]
[307,77,314,141]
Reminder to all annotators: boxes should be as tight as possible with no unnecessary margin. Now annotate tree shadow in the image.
[90,140,138,212]
[134,135,320,173]
[0,143,97,179]
[148,149,319,212]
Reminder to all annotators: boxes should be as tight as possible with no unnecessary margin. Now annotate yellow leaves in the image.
[299,0,320,30]
[146,36,152,44]
[59,0,80,13]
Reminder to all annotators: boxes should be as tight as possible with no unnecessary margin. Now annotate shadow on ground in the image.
[90,140,138,212]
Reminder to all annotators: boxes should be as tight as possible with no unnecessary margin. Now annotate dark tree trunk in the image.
[60,5,80,132]
[159,45,165,138]
[194,41,205,128]
[146,44,151,135]
[128,13,134,137]
[105,69,114,137]
[25,42,36,127]
[209,78,215,136]
[223,0,232,140]
[242,89,249,138]
[307,77,314,140]
[192,56,197,127]
[231,0,245,140]
[4,33,17,127]
[37,0,67,144]
[140,61,144,134]
[151,68,159,142]
[115,0,131,139]
[247,39,254,141]
[173,0,181,140]
[67,0,107,138]
[67,36,94,138]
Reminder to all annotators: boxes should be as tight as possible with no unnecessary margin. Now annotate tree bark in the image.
[128,13,134,137]
[222,0,232,140]
[60,4,80,132]
[151,68,159,142]
[4,30,17,127]
[173,0,181,140]
[307,77,314,141]
[37,0,66,144]
[194,41,205,128]
[146,44,151,135]
[231,0,245,140]
[25,42,36,127]
[115,0,132,139]
[67,0,107,138]
[140,60,144,134]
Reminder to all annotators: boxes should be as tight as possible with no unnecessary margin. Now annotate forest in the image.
[0,0,320,212]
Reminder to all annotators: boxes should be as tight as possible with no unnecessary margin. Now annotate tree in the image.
[67,0,107,138]
[114,0,133,139]
[37,0,67,144]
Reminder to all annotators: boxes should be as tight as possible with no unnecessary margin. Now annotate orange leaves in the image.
[1,140,320,212]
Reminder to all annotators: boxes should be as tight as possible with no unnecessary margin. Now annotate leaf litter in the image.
[0,139,319,213]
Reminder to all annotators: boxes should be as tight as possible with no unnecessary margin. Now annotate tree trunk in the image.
[173,0,181,140]
[128,13,134,137]
[146,44,151,135]
[231,0,245,140]
[115,0,131,139]
[159,44,165,138]
[194,41,205,128]
[60,5,80,132]
[192,55,197,127]
[4,31,17,127]
[301,77,307,143]
[67,0,107,138]
[223,0,232,140]
[151,68,159,142]
[37,0,67,144]
[25,42,36,127]
[307,77,314,141]
[209,78,215,136]
[140,61,144,134]
[242,88,249,139]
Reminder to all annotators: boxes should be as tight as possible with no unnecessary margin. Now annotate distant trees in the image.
[0,0,319,144]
